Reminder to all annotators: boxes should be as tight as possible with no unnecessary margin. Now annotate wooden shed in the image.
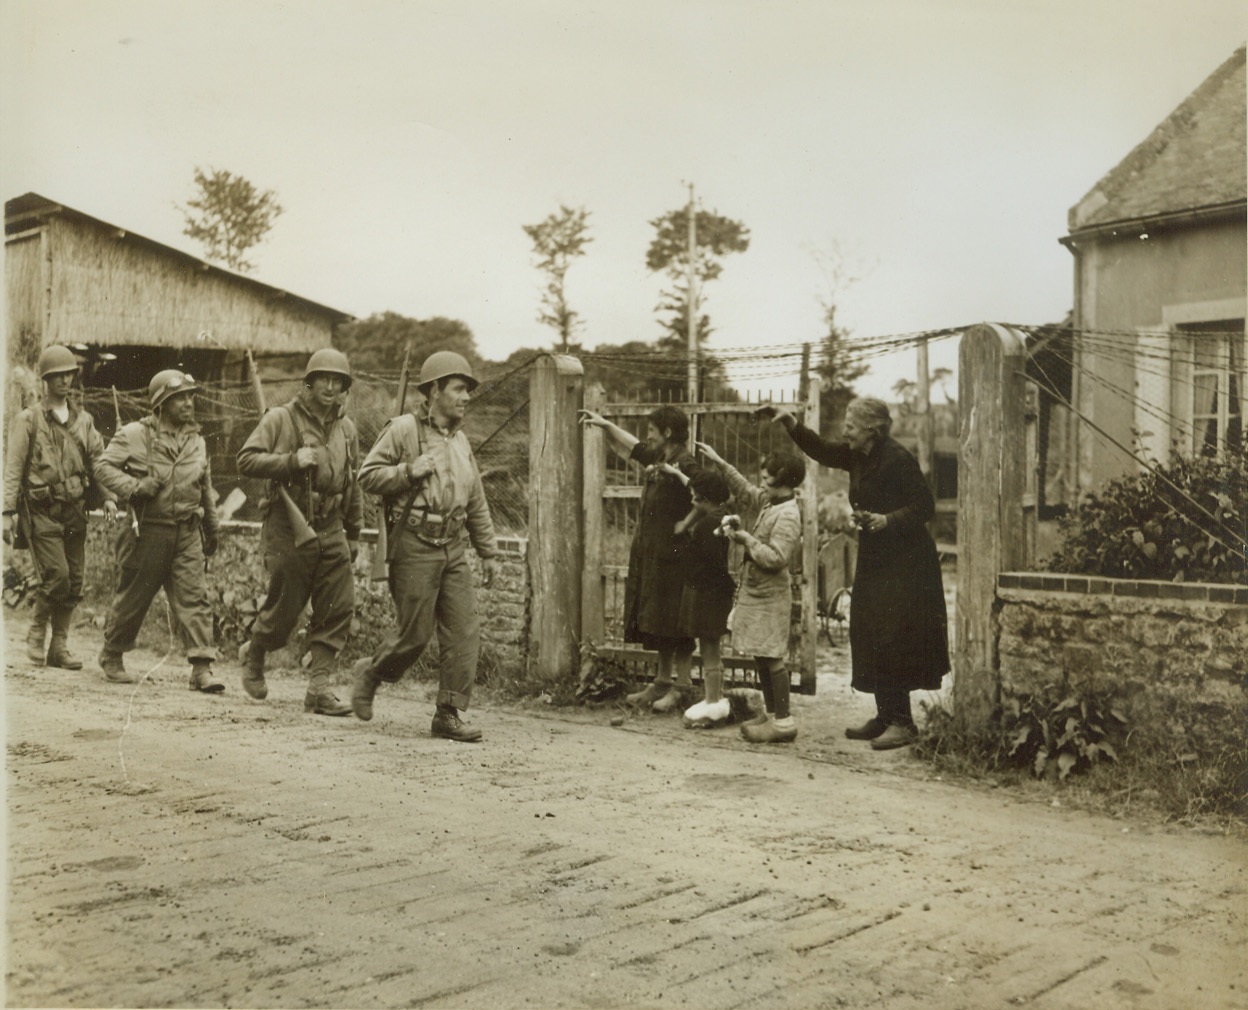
[4,192,351,401]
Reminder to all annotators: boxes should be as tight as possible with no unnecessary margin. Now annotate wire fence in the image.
[79,357,536,535]
[36,319,1244,568]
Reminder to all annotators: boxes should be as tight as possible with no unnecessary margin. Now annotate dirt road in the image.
[5,617,1246,1010]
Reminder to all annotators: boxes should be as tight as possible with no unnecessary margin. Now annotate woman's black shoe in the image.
[844,717,887,740]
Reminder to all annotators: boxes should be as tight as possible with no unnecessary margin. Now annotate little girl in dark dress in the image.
[661,466,736,728]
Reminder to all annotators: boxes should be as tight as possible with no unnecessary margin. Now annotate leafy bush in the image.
[573,641,632,704]
[1002,687,1127,781]
[916,692,1247,823]
[1045,449,1248,583]
[917,685,1128,782]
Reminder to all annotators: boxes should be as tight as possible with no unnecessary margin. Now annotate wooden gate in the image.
[581,386,821,694]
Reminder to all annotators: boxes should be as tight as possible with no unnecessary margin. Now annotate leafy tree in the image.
[892,377,918,413]
[335,312,479,378]
[522,205,593,351]
[179,167,283,273]
[646,204,750,347]
[931,366,955,404]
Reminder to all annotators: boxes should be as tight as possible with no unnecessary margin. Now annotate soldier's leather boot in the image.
[304,643,351,716]
[241,640,268,700]
[46,605,83,670]
[431,705,482,743]
[351,657,380,721]
[25,598,51,664]
[99,649,138,684]
[189,660,225,693]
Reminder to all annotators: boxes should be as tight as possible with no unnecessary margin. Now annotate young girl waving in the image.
[697,442,806,743]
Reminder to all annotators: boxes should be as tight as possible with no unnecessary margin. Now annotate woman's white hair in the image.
[846,396,893,437]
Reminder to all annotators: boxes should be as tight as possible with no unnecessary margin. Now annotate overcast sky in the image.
[2,0,1244,397]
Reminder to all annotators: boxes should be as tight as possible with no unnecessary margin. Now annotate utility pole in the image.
[685,182,698,410]
[915,337,935,492]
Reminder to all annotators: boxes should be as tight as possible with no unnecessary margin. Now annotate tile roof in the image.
[1068,46,1246,233]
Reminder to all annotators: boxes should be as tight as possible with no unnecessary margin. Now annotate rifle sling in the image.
[386,414,424,564]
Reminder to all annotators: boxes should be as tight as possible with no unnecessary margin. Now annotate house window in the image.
[1178,320,1244,456]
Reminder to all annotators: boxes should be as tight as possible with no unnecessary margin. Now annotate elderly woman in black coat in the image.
[758,396,949,750]
[579,404,698,713]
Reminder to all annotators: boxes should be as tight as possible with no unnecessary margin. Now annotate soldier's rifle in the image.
[112,385,140,537]
[369,341,413,582]
[244,349,319,548]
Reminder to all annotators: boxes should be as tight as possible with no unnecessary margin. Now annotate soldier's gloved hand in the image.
[202,530,218,558]
[406,454,435,482]
[2,513,15,546]
[102,500,119,523]
[348,540,359,563]
[132,476,162,500]
[294,447,318,470]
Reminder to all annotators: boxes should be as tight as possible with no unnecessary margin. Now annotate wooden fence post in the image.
[528,354,585,685]
[798,371,820,692]
[955,323,1034,730]
[580,383,606,660]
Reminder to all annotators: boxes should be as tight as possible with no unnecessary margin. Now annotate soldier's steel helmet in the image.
[417,350,478,392]
[149,370,199,410]
[38,345,80,378]
[304,348,353,390]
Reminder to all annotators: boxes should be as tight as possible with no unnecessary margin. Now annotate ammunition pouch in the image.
[391,506,466,548]
[268,483,345,530]
[25,475,85,507]
[311,491,344,527]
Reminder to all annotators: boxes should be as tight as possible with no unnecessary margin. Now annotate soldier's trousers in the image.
[103,518,217,661]
[27,501,86,608]
[251,523,354,654]
[369,532,480,710]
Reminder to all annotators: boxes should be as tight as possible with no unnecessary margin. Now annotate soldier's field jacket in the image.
[236,396,363,539]
[3,401,112,513]
[95,415,218,536]
[358,408,497,559]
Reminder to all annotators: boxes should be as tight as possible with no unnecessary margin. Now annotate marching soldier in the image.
[236,348,362,715]
[3,346,117,668]
[94,369,224,691]
[351,350,498,742]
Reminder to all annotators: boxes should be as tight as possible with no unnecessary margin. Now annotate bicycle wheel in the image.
[828,587,852,646]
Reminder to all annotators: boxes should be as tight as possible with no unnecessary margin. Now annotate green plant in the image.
[1002,687,1127,781]
[1045,448,1247,584]
[211,587,265,646]
[573,641,632,704]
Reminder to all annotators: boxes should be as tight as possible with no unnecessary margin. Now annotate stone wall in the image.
[996,572,1248,755]
[78,516,529,676]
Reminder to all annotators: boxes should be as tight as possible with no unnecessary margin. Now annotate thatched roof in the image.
[5,193,353,351]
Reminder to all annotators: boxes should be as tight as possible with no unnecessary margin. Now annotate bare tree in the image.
[809,243,868,434]
[179,167,283,273]
[523,205,592,351]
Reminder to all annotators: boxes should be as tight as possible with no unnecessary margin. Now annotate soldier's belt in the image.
[398,508,466,546]
[139,513,202,527]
